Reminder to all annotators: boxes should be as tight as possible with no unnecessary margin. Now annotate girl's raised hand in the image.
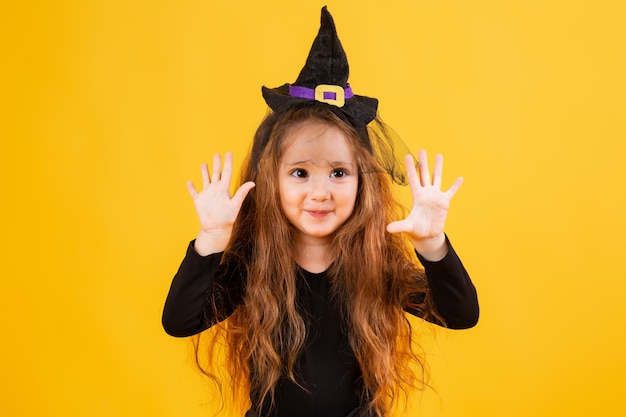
[187,152,255,255]
[386,150,463,261]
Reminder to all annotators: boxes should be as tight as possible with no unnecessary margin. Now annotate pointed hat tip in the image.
[261,5,379,125]
[320,6,334,25]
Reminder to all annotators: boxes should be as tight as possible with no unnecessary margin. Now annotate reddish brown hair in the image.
[195,105,443,416]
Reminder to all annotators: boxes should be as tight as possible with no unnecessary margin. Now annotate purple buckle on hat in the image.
[289,83,354,108]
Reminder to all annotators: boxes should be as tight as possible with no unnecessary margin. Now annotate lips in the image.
[306,210,331,219]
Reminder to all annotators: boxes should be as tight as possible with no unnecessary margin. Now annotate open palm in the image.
[387,150,463,245]
[187,152,255,255]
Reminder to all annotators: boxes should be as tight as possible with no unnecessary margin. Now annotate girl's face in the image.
[279,119,359,246]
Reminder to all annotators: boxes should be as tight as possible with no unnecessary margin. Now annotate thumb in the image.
[386,219,411,234]
[232,181,256,208]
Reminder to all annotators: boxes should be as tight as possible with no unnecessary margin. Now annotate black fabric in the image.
[162,238,479,417]
[245,405,373,417]
[293,6,348,88]
[261,7,379,126]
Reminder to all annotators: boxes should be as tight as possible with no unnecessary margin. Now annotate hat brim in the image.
[262,84,379,126]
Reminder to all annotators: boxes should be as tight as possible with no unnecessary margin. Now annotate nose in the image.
[309,177,330,201]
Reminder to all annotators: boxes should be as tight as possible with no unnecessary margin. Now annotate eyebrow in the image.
[283,160,355,167]
[284,159,313,166]
[328,160,354,167]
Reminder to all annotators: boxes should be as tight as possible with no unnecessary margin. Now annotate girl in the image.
[163,7,478,417]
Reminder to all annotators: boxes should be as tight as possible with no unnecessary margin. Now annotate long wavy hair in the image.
[194,104,444,417]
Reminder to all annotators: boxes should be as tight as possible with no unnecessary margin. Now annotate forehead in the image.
[281,119,355,163]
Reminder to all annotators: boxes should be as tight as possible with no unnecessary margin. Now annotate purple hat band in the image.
[289,83,354,107]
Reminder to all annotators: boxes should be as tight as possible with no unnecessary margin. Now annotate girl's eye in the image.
[290,169,308,178]
[331,169,348,178]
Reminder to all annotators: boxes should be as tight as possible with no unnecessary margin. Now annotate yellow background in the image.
[2,0,625,416]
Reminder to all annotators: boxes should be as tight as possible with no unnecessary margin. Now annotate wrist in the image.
[411,233,447,262]
[194,228,232,256]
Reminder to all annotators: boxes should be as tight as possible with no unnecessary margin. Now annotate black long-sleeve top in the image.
[162,238,479,417]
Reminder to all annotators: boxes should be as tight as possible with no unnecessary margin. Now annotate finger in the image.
[417,149,431,186]
[186,180,198,199]
[445,176,464,198]
[201,163,210,188]
[433,153,443,188]
[231,181,256,208]
[404,154,421,195]
[221,152,233,185]
[386,219,411,234]
[211,154,222,183]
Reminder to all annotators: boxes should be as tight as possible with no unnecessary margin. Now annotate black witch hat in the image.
[256,6,413,185]
[261,6,379,126]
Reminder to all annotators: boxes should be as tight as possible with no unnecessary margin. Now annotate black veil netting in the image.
[366,114,415,186]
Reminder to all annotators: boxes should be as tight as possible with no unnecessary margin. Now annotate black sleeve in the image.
[415,236,479,329]
[162,241,243,337]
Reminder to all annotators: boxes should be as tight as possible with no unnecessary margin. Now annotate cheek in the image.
[278,187,289,211]
[344,180,359,211]
[278,180,287,210]
[278,182,298,210]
